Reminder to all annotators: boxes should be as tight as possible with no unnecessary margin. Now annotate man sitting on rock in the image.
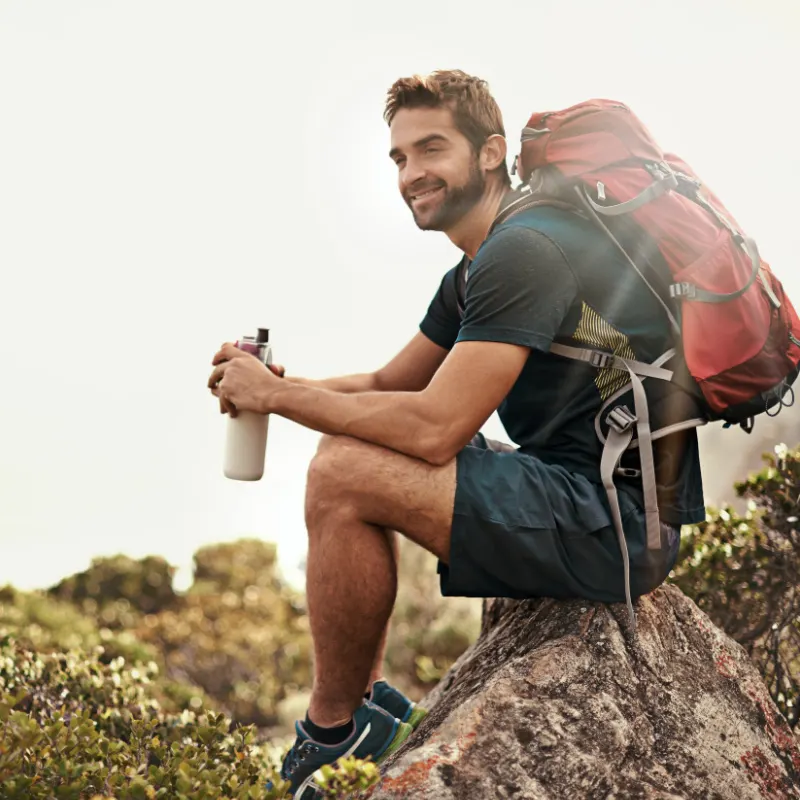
[207,69,705,798]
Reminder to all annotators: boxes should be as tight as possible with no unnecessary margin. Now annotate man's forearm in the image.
[269,382,443,463]
[284,372,378,394]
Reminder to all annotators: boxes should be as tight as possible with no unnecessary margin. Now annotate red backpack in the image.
[506,99,800,624]
[512,99,800,421]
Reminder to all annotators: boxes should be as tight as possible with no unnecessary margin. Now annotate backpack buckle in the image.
[590,351,612,368]
[669,281,697,299]
[606,405,637,434]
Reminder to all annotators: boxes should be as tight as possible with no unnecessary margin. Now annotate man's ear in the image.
[481,134,508,173]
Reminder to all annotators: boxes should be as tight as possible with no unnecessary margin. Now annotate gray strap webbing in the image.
[583,173,678,218]
[549,342,675,383]
[624,364,661,552]
[671,235,763,304]
[567,350,663,630]
[601,425,636,628]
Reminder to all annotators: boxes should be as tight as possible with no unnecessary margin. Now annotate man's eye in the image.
[425,147,440,155]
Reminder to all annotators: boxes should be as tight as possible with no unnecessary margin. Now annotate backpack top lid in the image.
[517,99,664,181]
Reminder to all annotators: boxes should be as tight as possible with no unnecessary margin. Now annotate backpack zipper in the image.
[790,332,800,347]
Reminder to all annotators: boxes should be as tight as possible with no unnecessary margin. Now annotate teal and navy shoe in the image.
[368,679,428,730]
[277,700,413,799]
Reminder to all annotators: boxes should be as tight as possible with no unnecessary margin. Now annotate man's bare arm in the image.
[263,339,529,464]
[284,331,448,394]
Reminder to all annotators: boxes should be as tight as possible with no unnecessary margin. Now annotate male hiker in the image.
[207,70,705,798]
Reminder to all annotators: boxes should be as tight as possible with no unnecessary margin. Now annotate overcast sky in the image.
[1,0,798,593]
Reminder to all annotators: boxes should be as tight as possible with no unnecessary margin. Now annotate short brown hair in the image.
[384,69,509,183]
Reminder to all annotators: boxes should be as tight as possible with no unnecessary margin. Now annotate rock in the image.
[367,586,800,800]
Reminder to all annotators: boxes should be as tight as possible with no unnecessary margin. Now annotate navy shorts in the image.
[437,433,681,603]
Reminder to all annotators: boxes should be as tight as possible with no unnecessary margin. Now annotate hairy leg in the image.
[367,530,399,693]
[304,435,456,727]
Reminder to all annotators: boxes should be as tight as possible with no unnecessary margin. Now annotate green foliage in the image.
[49,555,178,621]
[315,756,381,798]
[14,541,314,731]
[0,584,156,666]
[0,585,212,718]
[671,442,800,728]
[190,540,283,595]
[137,582,312,729]
[385,540,480,698]
[0,635,289,799]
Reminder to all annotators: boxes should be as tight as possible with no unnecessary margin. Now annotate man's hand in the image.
[208,343,283,417]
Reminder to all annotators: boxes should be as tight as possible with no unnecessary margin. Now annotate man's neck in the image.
[446,182,513,260]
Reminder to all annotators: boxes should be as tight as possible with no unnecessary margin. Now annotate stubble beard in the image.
[409,159,486,232]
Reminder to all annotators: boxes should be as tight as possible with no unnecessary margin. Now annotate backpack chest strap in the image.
[549,342,674,382]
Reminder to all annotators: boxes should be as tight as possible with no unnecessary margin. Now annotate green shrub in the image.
[0,586,213,718]
[384,540,481,697]
[0,635,290,799]
[670,442,800,728]
[29,541,314,731]
[49,555,178,623]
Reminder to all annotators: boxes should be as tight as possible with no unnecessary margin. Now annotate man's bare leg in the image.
[303,435,455,728]
[365,531,398,694]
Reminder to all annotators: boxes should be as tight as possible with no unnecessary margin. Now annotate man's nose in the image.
[401,156,427,189]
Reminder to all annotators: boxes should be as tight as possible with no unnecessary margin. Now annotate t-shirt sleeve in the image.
[419,260,465,350]
[456,225,578,351]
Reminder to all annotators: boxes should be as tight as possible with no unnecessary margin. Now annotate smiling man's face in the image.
[389,106,486,232]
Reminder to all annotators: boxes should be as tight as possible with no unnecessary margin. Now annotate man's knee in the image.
[308,435,363,488]
[305,435,363,528]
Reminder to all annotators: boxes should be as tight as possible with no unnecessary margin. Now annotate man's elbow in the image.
[418,428,465,467]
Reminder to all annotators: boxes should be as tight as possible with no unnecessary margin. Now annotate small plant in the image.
[0,636,289,798]
[670,442,800,728]
[315,755,381,798]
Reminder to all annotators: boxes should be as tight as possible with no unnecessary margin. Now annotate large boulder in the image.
[368,585,800,799]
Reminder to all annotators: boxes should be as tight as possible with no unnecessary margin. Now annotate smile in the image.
[411,187,443,203]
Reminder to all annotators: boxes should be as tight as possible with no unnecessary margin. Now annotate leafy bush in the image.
[384,539,481,697]
[27,541,314,731]
[0,586,212,717]
[49,555,178,620]
[0,635,290,799]
[671,442,800,728]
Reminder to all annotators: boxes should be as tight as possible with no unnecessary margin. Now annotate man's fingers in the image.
[219,396,238,417]
[208,362,227,389]
[269,364,286,378]
[212,342,243,366]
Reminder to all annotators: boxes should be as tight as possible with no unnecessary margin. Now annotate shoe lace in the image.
[281,740,320,778]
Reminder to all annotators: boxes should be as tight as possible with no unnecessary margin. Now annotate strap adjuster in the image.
[590,351,612,369]
[606,405,637,434]
[669,281,697,299]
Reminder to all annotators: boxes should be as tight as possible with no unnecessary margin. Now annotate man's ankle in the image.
[304,711,354,746]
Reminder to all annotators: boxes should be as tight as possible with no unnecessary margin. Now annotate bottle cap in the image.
[257,328,270,344]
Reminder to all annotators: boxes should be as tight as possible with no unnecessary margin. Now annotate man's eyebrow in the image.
[389,133,449,160]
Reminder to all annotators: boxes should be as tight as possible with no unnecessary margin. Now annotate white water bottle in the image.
[223,328,272,481]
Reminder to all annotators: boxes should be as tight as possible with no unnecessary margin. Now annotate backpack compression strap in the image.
[549,342,672,628]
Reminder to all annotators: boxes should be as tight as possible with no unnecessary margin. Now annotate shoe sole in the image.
[294,720,414,800]
[406,705,429,730]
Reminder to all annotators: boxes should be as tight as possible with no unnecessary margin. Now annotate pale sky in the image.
[1,0,798,593]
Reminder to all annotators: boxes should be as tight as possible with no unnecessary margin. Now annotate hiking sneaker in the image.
[277,700,413,799]
[368,679,428,730]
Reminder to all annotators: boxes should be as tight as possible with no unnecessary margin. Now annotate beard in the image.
[407,158,486,231]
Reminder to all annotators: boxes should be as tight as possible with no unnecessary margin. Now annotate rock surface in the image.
[368,585,800,799]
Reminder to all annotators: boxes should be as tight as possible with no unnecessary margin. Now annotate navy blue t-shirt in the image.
[420,203,705,526]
